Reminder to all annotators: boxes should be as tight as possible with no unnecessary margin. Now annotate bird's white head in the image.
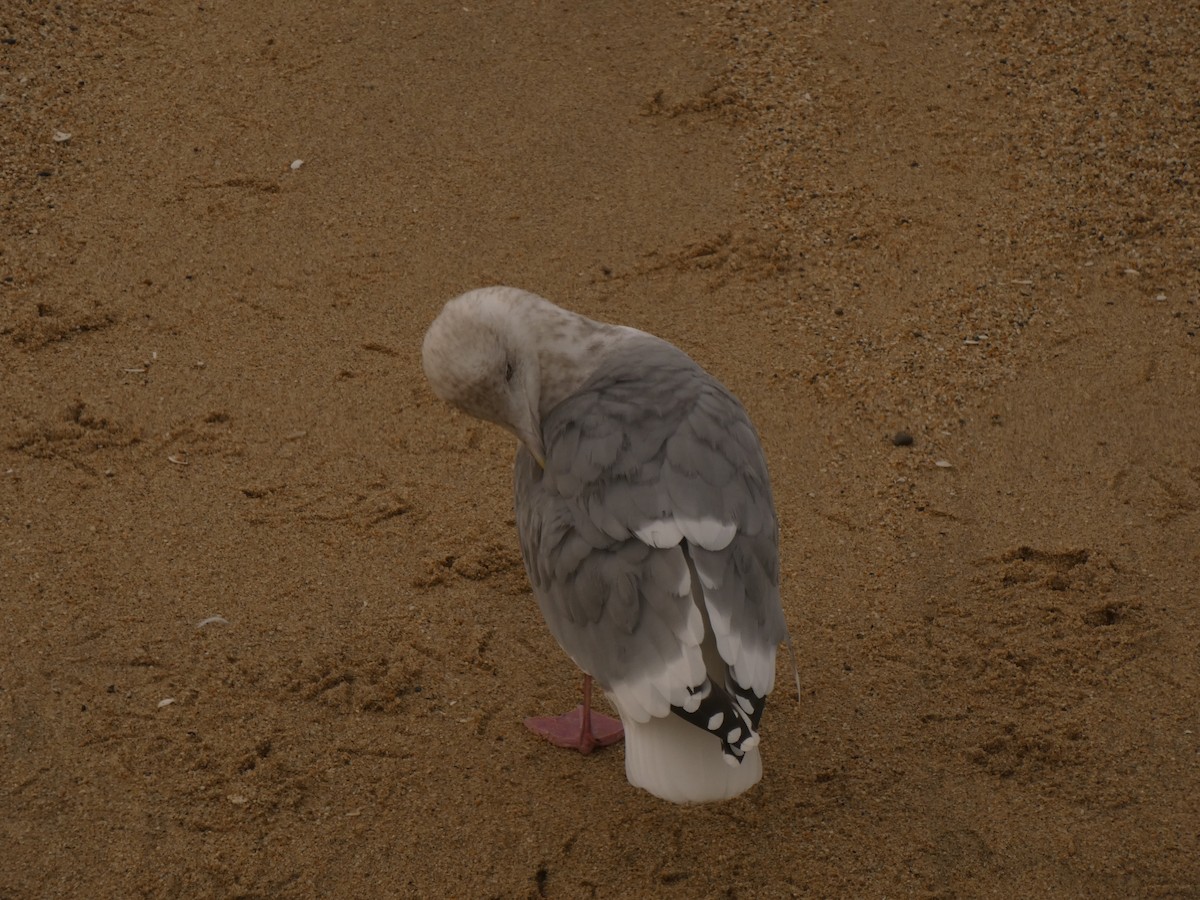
[423,285,634,464]
[422,286,550,465]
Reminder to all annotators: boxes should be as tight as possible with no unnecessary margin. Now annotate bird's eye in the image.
[504,361,514,382]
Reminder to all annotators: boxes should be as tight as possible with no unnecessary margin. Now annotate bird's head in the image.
[422,286,547,466]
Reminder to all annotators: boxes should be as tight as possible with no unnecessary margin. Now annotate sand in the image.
[2,1,1198,897]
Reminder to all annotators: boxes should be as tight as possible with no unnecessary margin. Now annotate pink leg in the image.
[524,674,624,754]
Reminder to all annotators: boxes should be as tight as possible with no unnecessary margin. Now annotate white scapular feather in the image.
[677,516,737,552]
[633,519,684,548]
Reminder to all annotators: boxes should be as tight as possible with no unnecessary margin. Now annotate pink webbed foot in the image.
[523,674,624,755]
[524,706,624,755]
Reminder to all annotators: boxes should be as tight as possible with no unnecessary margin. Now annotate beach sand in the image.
[3,1,1197,895]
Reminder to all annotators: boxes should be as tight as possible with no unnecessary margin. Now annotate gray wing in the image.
[514,338,787,732]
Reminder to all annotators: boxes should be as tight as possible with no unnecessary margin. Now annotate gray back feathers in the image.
[515,335,786,702]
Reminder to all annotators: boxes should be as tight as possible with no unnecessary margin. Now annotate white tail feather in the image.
[620,710,762,804]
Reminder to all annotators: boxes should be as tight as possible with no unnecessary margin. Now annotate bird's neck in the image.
[533,315,640,417]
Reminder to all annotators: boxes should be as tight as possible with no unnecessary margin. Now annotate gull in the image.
[422,286,792,803]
